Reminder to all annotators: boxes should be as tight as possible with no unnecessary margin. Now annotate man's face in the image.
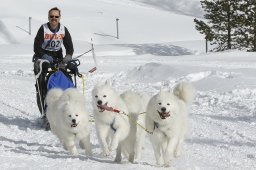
[48,10,60,29]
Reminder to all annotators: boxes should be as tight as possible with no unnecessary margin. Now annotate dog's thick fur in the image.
[92,81,131,162]
[120,91,150,162]
[46,88,92,156]
[146,82,195,166]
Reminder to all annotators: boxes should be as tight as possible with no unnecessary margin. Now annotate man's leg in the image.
[34,60,50,130]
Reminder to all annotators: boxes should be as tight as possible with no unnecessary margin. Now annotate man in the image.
[33,7,74,129]
[33,7,74,63]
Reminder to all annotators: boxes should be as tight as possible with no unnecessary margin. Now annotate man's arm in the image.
[34,25,45,58]
[63,27,74,56]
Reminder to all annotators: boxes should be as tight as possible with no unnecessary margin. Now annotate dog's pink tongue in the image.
[159,111,170,119]
[99,104,114,111]
[71,124,77,127]
[164,112,170,117]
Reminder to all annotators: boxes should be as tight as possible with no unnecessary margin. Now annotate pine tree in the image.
[236,0,256,51]
[194,0,239,51]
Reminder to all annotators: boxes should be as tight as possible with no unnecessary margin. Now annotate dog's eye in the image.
[69,115,71,117]
[76,114,78,117]
[167,103,170,106]
[103,95,107,98]
[158,102,162,105]
[95,95,98,98]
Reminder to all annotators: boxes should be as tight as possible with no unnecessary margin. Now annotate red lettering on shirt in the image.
[44,34,49,39]
[59,34,64,39]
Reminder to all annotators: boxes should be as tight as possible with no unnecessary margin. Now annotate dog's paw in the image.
[114,155,122,163]
[156,161,162,166]
[128,153,135,163]
[70,148,78,155]
[164,161,171,167]
[86,150,93,157]
[102,149,110,157]
[63,143,78,155]
[164,163,171,167]
[174,149,181,157]
[156,158,163,166]
[133,157,140,164]
[63,144,68,151]
[134,152,141,162]
[79,141,85,149]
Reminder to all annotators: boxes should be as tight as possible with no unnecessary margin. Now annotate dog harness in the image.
[154,122,159,129]
[110,118,117,132]
[153,121,167,137]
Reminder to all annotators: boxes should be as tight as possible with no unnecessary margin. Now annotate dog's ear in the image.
[105,79,112,86]
[159,88,163,93]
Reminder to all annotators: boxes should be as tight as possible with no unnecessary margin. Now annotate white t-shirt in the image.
[41,23,65,51]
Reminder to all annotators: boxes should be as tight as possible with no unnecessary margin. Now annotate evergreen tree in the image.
[194,0,239,51]
[236,0,256,51]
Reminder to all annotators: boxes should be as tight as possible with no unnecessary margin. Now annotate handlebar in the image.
[45,59,81,77]
[65,59,82,77]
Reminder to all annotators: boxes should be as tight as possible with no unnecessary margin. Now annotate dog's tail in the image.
[46,88,63,106]
[173,82,195,104]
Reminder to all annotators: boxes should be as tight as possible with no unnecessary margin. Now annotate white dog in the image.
[46,88,92,156]
[120,91,150,162]
[146,82,195,167]
[92,81,132,162]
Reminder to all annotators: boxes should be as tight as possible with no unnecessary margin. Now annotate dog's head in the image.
[62,103,84,128]
[92,81,118,113]
[148,90,178,121]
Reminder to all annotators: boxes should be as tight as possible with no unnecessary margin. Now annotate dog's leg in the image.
[109,132,120,151]
[109,122,128,151]
[163,137,179,167]
[80,135,92,156]
[174,136,184,158]
[114,143,122,163]
[150,135,163,165]
[109,124,129,152]
[96,124,110,156]
[64,139,78,155]
[127,115,137,163]
[128,152,135,163]
[134,127,146,162]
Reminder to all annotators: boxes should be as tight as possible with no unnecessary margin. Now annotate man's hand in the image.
[42,54,53,63]
[63,54,72,63]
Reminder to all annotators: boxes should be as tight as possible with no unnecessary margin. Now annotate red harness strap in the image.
[112,109,120,113]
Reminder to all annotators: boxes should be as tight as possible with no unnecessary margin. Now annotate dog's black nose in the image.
[161,107,166,112]
[97,100,102,105]
[72,119,76,123]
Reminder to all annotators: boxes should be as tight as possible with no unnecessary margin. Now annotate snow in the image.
[0,0,256,169]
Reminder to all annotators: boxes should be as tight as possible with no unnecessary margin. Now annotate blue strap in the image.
[110,118,116,132]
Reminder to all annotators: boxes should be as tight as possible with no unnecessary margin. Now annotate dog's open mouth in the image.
[71,123,78,128]
[97,103,117,113]
[157,111,170,119]
[97,102,109,112]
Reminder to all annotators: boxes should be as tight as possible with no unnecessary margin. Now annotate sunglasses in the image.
[49,15,60,19]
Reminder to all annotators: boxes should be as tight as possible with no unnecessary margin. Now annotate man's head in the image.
[48,7,61,29]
